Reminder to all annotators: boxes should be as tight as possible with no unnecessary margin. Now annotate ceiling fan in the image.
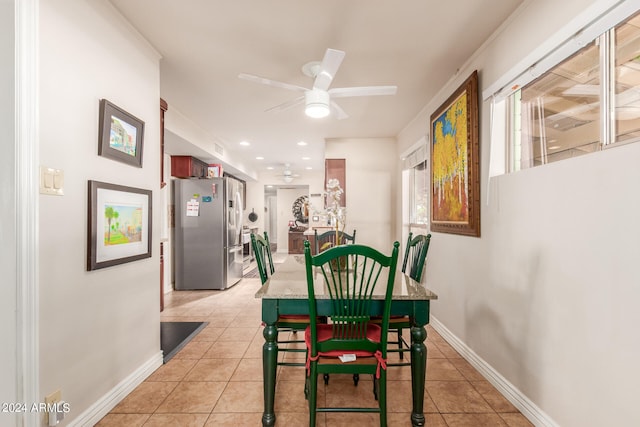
[239,48,397,120]
[275,164,299,183]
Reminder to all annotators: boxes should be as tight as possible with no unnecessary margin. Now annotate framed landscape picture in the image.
[430,70,480,237]
[98,99,145,167]
[87,180,152,271]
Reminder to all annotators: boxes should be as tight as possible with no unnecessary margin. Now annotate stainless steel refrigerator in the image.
[173,177,244,290]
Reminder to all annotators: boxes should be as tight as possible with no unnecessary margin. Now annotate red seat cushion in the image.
[304,323,381,357]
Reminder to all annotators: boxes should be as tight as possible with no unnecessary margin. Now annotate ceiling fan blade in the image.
[238,73,308,92]
[313,48,346,91]
[331,101,349,120]
[329,85,397,98]
[264,96,305,113]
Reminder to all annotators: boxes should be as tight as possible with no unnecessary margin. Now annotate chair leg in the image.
[353,374,359,386]
[323,374,329,385]
[308,365,318,427]
[372,376,378,401]
[397,328,404,360]
[379,370,388,427]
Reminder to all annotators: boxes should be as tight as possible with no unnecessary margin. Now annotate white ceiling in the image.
[109,0,523,179]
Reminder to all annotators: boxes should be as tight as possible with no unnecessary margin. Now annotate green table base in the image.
[260,298,430,427]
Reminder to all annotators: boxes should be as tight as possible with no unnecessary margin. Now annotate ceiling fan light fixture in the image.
[305,90,330,118]
[282,175,294,183]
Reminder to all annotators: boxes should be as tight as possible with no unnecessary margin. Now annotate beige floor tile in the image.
[244,333,266,358]
[174,341,214,359]
[324,377,378,409]
[203,412,265,426]
[387,380,438,413]
[426,340,446,358]
[500,412,535,426]
[111,382,178,413]
[442,413,508,426]
[426,358,466,381]
[217,327,261,342]
[450,358,487,382]
[471,381,519,413]
[277,365,306,382]
[433,340,463,359]
[155,381,226,413]
[184,358,240,382]
[94,413,150,426]
[146,359,197,382]
[142,413,209,427]
[426,380,493,413]
[191,326,225,342]
[230,357,263,381]
[202,340,250,358]
[275,380,316,413]
[325,412,381,426]
[212,381,264,413]
[274,411,322,427]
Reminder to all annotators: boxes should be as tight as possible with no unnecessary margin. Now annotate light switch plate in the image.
[40,166,64,196]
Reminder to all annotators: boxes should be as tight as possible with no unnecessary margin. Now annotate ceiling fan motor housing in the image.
[305,89,330,118]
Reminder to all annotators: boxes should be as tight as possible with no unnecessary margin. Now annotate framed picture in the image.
[430,70,480,237]
[98,99,145,167]
[87,180,152,271]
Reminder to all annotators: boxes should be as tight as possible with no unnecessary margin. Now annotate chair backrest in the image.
[401,232,431,282]
[251,231,275,285]
[314,229,357,253]
[304,240,399,355]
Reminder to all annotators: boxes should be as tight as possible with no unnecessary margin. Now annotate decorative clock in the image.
[292,195,309,224]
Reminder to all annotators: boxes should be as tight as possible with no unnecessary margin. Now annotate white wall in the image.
[0,0,17,424]
[397,0,640,426]
[326,138,397,252]
[39,0,161,423]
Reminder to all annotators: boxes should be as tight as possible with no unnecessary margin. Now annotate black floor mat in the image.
[160,321,208,363]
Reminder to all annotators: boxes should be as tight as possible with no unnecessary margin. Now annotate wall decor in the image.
[430,70,480,237]
[98,99,145,167]
[87,180,152,270]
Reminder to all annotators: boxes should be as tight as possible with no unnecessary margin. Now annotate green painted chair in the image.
[314,229,356,253]
[251,231,308,366]
[303,240,400,427]
[372,232,431,365]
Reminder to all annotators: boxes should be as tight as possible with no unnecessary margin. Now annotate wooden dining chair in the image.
[373,232,431,365]
[314,229,356,253]
[303,240,400,427]
[251,231,308,366]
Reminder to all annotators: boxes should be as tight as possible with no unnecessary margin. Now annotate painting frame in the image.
[98,99,145,167]
[430,70,480,237]
[87,180,152,271]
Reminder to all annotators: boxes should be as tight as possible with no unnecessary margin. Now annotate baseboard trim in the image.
[430,317,558,427]
[68,352,163,427]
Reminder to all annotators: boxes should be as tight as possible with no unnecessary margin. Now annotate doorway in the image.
[264,184,309,254]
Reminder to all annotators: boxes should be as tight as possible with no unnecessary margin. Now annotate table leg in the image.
[410,325,427,427]
[262,322,278,427]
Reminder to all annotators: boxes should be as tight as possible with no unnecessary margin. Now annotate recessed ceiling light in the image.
[302,156,310,160]
[239,141,250,146]
[306,166,312,170]
[297,141,307,146]
[266,166,274,170]
[256,156,264,160]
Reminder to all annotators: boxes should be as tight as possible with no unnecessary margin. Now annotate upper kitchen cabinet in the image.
[171,155,208,178]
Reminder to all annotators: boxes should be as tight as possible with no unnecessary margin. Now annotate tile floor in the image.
[96,267,534,427]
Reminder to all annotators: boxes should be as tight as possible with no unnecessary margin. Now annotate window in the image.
[410,160,428,225]
[401,144,428,227]
[506,10,640,172]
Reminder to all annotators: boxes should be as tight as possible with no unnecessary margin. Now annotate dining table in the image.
[255,254,438,427]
